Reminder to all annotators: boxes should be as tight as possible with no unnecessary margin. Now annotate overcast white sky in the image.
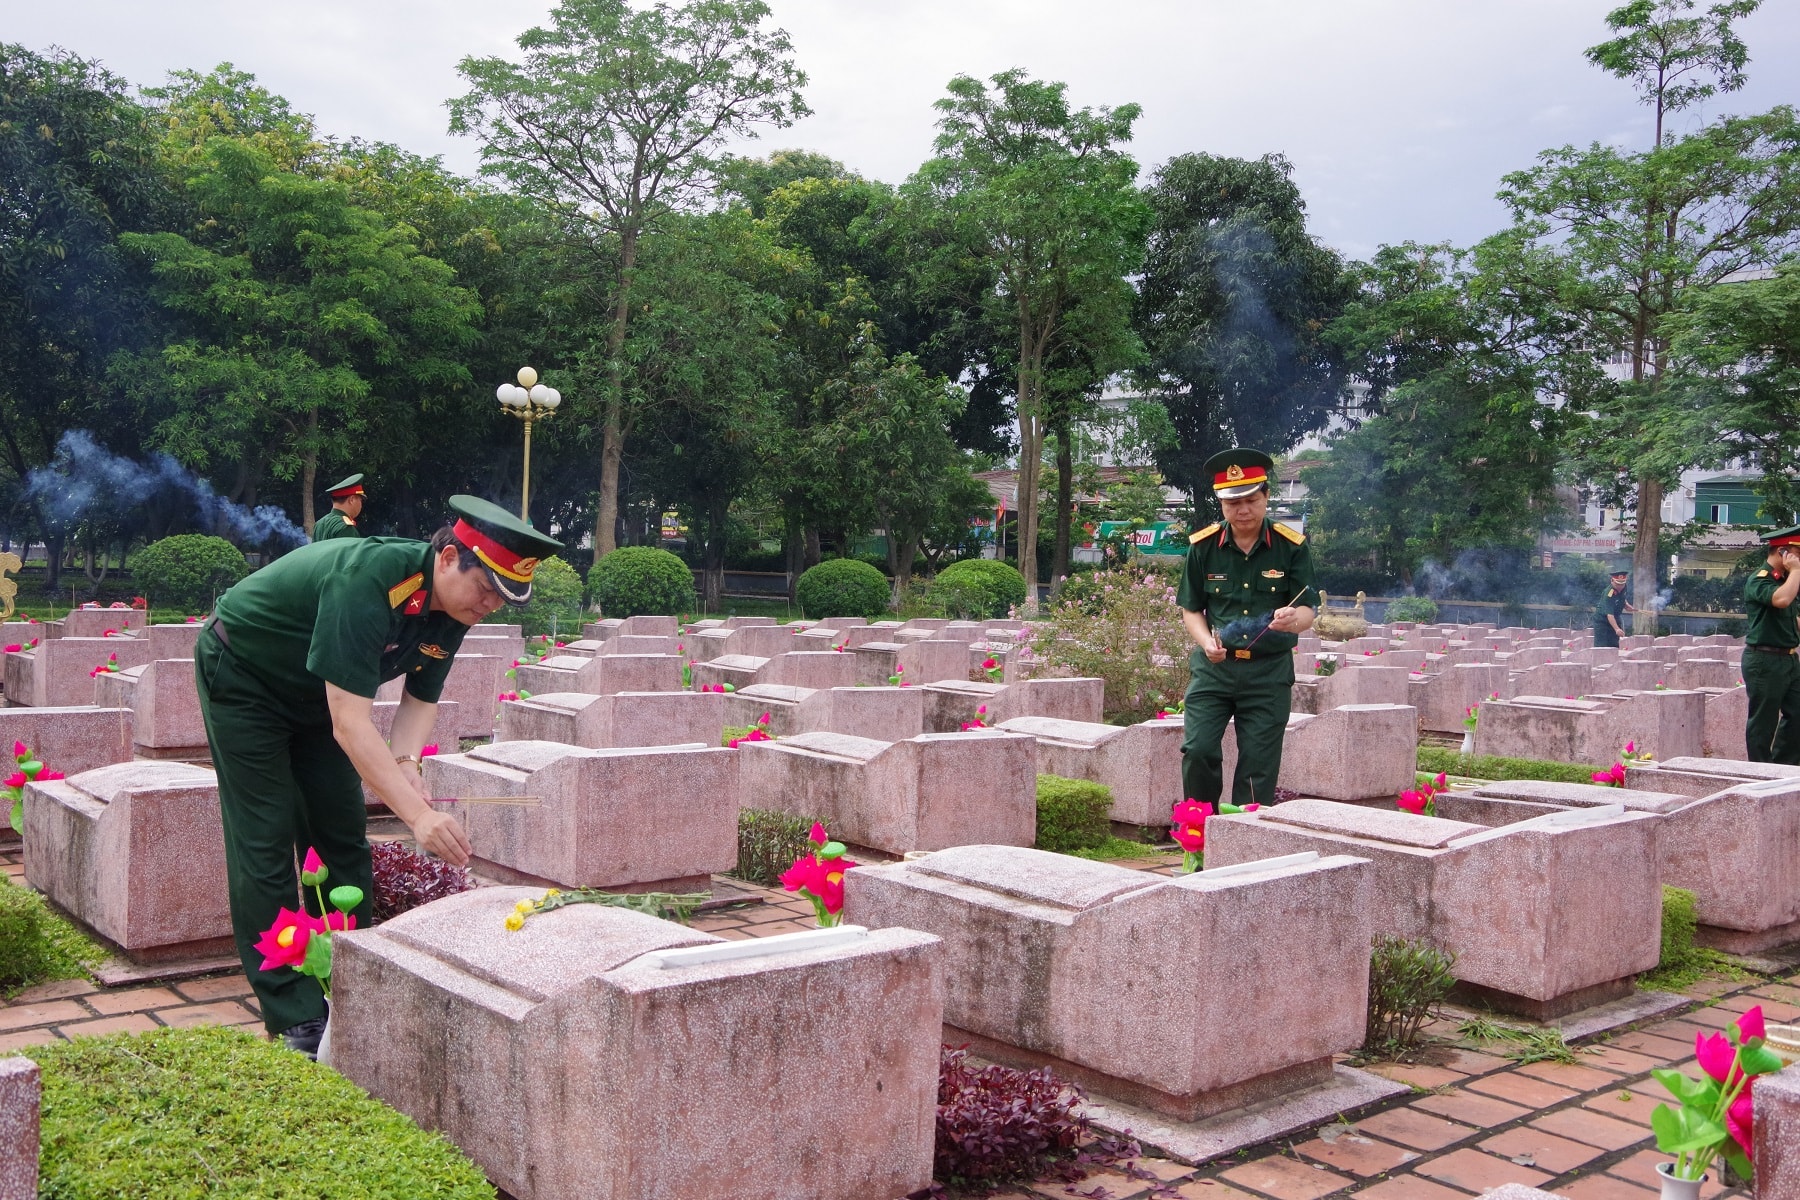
[9,0,1799,259]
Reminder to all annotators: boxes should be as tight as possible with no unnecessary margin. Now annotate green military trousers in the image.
[195,631,376,1035]
[1743,649,1800,765]
[1180,648,1295,809]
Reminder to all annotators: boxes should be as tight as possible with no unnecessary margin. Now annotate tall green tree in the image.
[908,69,1147,603]
[118,132,481,533]
[1666,259,1800,525]
[449,0,808,553]
[1481,0,1800,628]
[1134,152,1356,508]
[0,45,167,498]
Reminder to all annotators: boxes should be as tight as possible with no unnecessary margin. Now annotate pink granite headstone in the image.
[497,690,727,750]
[0,1057,38,1200]
[333,892,941,1200]
[1756,1063,1800,1200]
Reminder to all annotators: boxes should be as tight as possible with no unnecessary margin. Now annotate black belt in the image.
[1746,644,1797,656]
[209,619,231,650]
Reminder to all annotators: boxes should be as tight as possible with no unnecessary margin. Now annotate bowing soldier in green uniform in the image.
[196,495,562,1056]
[1592,570,1632,648]
[1743,524,1800,764]
[1176,449,1316,809]
[312,474,367,540]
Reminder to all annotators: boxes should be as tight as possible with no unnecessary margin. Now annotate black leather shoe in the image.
[280,1016,328,1059]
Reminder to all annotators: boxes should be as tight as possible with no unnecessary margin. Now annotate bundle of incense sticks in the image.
[438,794,542,806]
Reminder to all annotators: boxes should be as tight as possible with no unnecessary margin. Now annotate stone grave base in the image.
[129,743,212,764]
[1437,987,1690,1041]
[1450,974,1637,1021]
[465,859,768,913]
[947,1023,1334,1123]
[1081,1065,1408,1165]
[1694,915,1800,955]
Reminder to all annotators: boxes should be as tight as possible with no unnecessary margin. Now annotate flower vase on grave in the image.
[1460,730,1474,754]
[316,1012,334,1068]
[1655,1162,1706,1200]
[1772,1023,1800,1067]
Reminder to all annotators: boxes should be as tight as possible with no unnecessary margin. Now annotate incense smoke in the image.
[25,431,308,547]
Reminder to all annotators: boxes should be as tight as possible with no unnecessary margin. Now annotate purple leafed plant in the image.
[917,1046,1145,1195]
[370,840,474,923]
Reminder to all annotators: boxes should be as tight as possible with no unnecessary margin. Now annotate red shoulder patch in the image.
[403,590,428,616]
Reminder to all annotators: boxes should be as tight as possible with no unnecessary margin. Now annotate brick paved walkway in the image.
[5,842,1793,1200]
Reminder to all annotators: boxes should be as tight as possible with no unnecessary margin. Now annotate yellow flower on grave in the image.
[504,913,524,931]
[514,899,534,914]
[545,889,560,898]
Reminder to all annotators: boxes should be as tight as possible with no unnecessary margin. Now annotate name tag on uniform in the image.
[1261,569,1285,578]
[419,644,449,659]
[1207,573,1228,581]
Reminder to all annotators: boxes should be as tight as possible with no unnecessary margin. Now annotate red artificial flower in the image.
[1737,1004,1766,1045]
[809,822,828,846]
[812,856,856,914]
[1432,772,1448,791]
[780,853,824,894]
[2,645,18,654]
[323,911,357,933]
[1169,799,1212,853]
[38,769,61,782]
[11,741,26,759]
[982,657,998,670]
[1727,1085,1755,1161]
[254,907,321,971]
[759,711,771,726]
[3,772,26,790]
[420,744,439,757]
[1398,790,1430,815]
[102,629,118,638]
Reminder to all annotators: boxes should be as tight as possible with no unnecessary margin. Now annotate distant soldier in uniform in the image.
[1592,569,1632,648]
[1177,449,1316,809]
[312,474,367,540]
[196,495,562,1056]
[1743,524,1800,764]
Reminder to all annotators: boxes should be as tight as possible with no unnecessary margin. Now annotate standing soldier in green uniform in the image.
[196,495,561,1055]
[311,474,367,540]
[1592,570,1632,648]
[1177,449,1316,809]
[1742,525,1800,764]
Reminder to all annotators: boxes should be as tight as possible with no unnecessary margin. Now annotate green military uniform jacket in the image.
[1746,568,1799,648]
[1176,519,1316,655]
[1594,587,1627,631]
[212,538,470,709]
[311,509,361,540]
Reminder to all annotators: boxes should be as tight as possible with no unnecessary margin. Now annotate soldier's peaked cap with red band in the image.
[447,495,565,607]
[1202,448,1275,500]
[1763,524,1800,549]
[325,473,365,498]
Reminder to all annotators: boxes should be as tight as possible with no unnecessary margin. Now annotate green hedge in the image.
[1035,774,1112,853]
[126,535,249,612]
[34,1027,496,1198]
[796,558,890,619]
[0,876,102,995]
[1383,595,1439,623]
[519,555,584,638]
[1416,747,1601,785]
[928,559,1028,620]
[587,546,695,617]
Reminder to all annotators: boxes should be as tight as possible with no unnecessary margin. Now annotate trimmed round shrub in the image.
[33,1027,495,1197]
[796,558,890,619]
[587,546,695,617]
[126,534,249,612]
[927,559,1028,620]
[1034,775,1112,854]
[519,555,584,638]
[1384,595,1439,624]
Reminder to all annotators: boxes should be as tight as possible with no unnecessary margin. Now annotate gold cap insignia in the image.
[514,557,540,576]
[1225,464,1245,481]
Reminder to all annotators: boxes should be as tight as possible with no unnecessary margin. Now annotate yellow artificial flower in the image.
[515,899,534,914]
[504,913,524,931]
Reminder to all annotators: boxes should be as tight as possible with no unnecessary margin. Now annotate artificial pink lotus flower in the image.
[38,769,62,782]
[1397,790,1431,816]
[809,821,828,845]
[254,907,321,971]
[1697,1030,1741,1085]
[11,741,25,758]
[3,772,26,790]
[300,847,327,886]
[1169,799,1211,854]
[2,645,18,654]
[420,744,439,757]
[1737,1004,1766,1045]
[1433,772,1447,790]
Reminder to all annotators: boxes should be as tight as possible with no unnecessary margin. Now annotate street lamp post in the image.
[496,366,562,523]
